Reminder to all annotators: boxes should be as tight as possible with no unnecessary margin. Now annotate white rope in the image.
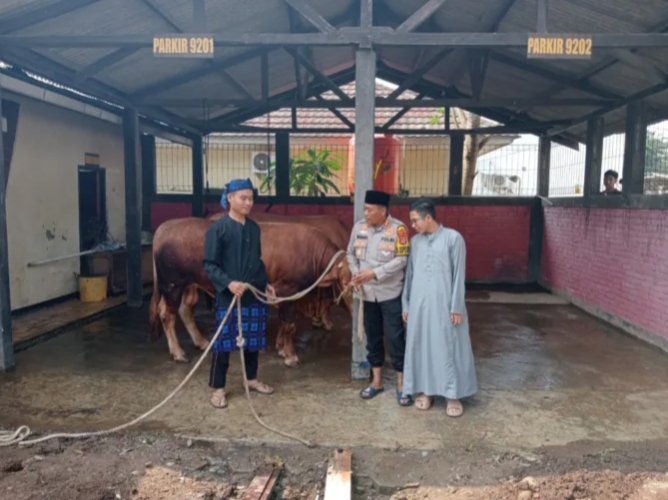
[0,250,348,448]
[336,283,365,345]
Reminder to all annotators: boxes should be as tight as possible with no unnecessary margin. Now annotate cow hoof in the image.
[277,348,285,358]
[323,323,333,331]
[284,356,300,368]
[312,319,323,329]
[172,352,189,363]
[196,340,210,351]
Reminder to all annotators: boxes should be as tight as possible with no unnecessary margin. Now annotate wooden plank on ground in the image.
[240,467,280,500]
[324,448,352,500]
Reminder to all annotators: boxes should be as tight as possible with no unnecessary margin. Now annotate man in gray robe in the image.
[401,198,477,417]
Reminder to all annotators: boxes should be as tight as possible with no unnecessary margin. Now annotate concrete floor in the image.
[1,295,668,453]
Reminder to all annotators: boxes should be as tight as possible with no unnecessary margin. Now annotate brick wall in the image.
[542,208,668,343]
[151,201,531,282]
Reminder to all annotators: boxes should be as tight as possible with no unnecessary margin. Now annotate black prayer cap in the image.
[364,190,391,207]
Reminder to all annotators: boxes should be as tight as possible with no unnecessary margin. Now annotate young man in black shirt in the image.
[203,178,275,409]
[602,169,622,195]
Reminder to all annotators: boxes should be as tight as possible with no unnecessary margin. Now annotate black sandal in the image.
[397,390,413,407]
[360,386,384,399]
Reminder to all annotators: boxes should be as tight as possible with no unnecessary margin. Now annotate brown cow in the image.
[208,211,349,248]
[208,211,350,330]
[149,217,353,366]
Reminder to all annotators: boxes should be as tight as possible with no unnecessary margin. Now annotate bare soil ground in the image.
[1,433,668,500]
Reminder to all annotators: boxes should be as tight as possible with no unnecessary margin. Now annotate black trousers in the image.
[363,296,405,373]
[209,350,259,389]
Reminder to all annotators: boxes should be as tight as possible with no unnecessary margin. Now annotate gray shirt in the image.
[346,215,409,303]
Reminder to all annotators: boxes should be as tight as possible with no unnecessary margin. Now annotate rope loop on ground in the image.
[0,250,352,448]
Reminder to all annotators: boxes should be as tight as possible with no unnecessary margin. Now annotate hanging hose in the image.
[0,250,350,448]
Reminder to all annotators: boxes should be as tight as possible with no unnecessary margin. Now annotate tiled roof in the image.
[241,80,499,134]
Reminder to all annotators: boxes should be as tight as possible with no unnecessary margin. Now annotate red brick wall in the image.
[151,202,530,282]
[542,208,668,342]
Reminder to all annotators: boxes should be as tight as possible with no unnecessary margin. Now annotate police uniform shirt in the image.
[346,215,409,303]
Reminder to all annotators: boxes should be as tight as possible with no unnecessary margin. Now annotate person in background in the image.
[346,190,412,406]
[203,178,276,409]
[602,169,622,195]
[401,198,477,417]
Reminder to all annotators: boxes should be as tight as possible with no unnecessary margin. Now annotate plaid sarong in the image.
[212,298,268,353]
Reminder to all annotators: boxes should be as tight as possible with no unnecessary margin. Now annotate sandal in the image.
[446,399,463,418]
[210,390,228,409]
[415,395,433,411]
[360,386,384,399]
[247,381,275,395]
[397,390,413,407]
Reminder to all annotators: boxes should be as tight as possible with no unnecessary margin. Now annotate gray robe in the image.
[401,225,478,400]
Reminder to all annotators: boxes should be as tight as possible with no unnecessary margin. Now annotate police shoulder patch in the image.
[395,225,410,256]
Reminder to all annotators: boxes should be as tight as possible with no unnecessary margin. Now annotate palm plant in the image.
[290,148,344,196]
[257,148,344,196]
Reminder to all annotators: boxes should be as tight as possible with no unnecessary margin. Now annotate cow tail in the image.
[148,251,163,342]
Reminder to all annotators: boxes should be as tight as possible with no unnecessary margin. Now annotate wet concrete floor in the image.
[1,296,668,452]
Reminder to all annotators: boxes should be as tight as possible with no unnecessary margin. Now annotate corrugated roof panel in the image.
[556,0,668,31]
[32,48,118,70]
[99,58,209,94]
[456,60,558,99]
[378,46,428,74]
[2,0,668,139]
[589,62,658,96]
[303,0,357,21]
[549,87,612,100]
[382,0,485,32]
[155,71,251,101]
[153,49,295,101]
[0,0,54,18]
[635,48,668,67]
[431,0,496,32]
[308,46,357,74]
[15,0,171,36]
[130,0,209,33]
[96,46,252,94]
[500,0,646,33]
[646,92,668,110]
[197,0,290,33]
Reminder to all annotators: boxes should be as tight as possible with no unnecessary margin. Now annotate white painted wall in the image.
[4,91,125,310]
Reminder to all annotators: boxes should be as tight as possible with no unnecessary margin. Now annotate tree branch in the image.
[477,135,492,152]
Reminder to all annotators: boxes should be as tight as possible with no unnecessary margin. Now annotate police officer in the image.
[346,190,412,406]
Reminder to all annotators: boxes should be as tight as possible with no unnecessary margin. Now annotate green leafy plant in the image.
[257,148,344,196]
[258,161,276,194]
[290,148,344,196]
[646,131,668,175]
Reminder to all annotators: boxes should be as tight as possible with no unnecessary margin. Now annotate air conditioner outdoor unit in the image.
[479,173,521,195]
[250,151,275,175]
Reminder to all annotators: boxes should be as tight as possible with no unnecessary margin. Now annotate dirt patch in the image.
[0,435,329,500]
[134,467,234,500]
[1,434,668,500]
[391,472,668,500]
